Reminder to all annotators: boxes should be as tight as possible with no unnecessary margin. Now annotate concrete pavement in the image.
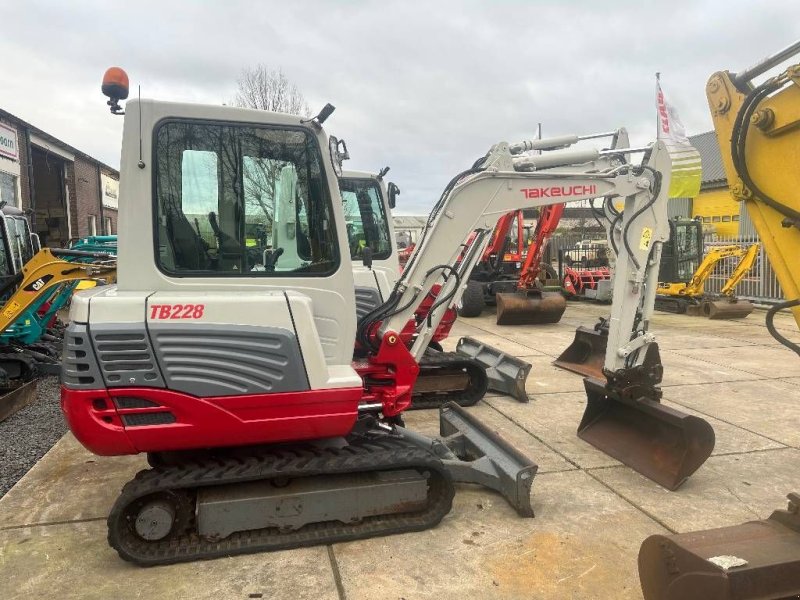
[1,302,798,599]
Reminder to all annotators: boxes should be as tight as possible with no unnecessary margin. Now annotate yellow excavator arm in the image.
[660,243,759,297]
[707,55,800,329]
[0,248,116,333]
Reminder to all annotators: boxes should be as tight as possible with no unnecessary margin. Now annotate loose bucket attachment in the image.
[702,299,754,320]
[439,402,537,517]
[0,379,38,423]
[496,290,566,325]
[638,493,800,600]
[553,325,608,379]
[455,336,531,402]
[579,376,715,490]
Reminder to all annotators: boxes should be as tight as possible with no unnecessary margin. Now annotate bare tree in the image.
[234,65,310,116]
[233,66,311,240]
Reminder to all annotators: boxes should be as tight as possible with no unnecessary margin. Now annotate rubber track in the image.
[654,296,690,314]
[108,436,455,566]
[411,352,489,410]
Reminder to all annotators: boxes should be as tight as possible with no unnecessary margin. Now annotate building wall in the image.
[691,187,741,236]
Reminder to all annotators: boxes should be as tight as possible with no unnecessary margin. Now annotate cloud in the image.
[3,0,799,214]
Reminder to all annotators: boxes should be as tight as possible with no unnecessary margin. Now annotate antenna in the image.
[137,85,145,169]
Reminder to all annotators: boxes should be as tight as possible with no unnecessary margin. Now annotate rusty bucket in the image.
[579,377,715,490]
[702,299,755,320]
[553,325,608,379]
[495,290,566,326]
[638,493,800,600]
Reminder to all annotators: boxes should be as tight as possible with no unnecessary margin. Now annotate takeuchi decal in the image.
[521,185,597,199]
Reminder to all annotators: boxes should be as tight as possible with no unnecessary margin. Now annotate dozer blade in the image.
[638,493,800,600]
[580,377,715,490]
[553,325,608,379]
[0,379,38,423]
[455,336,531,402]
[439,402,537,517]
[702,299,754,320]
[496,290,566,325]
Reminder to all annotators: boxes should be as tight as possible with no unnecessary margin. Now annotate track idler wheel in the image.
[553,325,608,379]
[496,290,566,325]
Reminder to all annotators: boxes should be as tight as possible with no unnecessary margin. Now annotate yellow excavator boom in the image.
[0,248,116,333]
[720,242,759,296]
[659,243,759,298]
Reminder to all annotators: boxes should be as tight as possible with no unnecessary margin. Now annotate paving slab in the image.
[659,348,766,386]
[590,447,800,532]
[0,520,339,600]
[525,355,588,394]
[0,434,145,529]
[654,329,759,350]
[333,470,666,600]
[679,344,800,379]
[402,401,575,474]
[664,378,800,447]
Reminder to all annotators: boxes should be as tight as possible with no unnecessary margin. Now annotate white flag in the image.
[656,79,702,198]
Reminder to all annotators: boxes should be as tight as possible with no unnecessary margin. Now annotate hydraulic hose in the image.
[765,299,800,357]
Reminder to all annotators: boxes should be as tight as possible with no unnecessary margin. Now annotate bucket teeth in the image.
[496,290,566,325]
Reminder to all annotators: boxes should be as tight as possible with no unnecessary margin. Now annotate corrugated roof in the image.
[689,131,726,187]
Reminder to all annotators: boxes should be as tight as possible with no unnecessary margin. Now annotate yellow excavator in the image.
[655,217,760,319]
[638,40,800,600]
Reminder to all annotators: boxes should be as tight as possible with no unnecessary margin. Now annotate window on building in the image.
[0,172,17,207]
[154,120,337,276]
[88,215,97,236]
[339,178,391,261]
[701,216,711,223]
[104,217,113,235]
[722,215,731,222]
[712,216,721,223]
[732,215,740,222]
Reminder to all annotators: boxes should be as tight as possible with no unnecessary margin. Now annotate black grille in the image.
[114,397,160,409]
[121,412,176,427]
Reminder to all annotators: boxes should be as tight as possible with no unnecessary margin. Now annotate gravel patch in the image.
[0,377,65,499]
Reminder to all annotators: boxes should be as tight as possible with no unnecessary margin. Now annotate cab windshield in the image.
[339,177,391,261]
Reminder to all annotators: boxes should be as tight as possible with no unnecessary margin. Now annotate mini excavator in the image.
[59,68,713,566]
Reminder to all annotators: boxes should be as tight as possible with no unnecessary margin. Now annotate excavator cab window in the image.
[154,120,338,277]
[339,178,391,261]
[659,220,703,283]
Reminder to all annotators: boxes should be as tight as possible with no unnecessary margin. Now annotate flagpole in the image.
[655,72,661,139]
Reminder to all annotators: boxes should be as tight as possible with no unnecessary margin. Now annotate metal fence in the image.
[701,233,783,304]
[546,230,782,304]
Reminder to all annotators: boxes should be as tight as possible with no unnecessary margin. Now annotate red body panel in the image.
[61,386,362,456]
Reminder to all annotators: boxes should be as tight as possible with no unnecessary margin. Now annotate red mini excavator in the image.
[458,207,567,324]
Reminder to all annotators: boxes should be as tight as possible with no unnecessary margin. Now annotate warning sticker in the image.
[3,301,20,319]
[639,227,653,251]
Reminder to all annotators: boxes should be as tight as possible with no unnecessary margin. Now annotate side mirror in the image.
[361,247,373,269]
[30,233,41,253]
[387,182,400,209]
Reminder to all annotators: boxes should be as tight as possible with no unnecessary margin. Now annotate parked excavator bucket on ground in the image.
[638,493,800,600]
[578,344,715,491]
[456,336,531,402]
[495,290,566,325]
[699,298,755,319]
[553,323,608,379]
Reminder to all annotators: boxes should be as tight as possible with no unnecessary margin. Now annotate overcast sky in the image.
[3,0,798,214]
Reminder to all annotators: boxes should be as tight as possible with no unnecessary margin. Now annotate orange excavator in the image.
[458,206,567,325]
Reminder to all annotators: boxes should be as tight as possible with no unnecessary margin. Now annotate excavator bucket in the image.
[495,290,567,325]
[702,299,755,320]
[455,336,531,402]
[638,493,800,600]
[553,325,608,379]
[580,375,715,491]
